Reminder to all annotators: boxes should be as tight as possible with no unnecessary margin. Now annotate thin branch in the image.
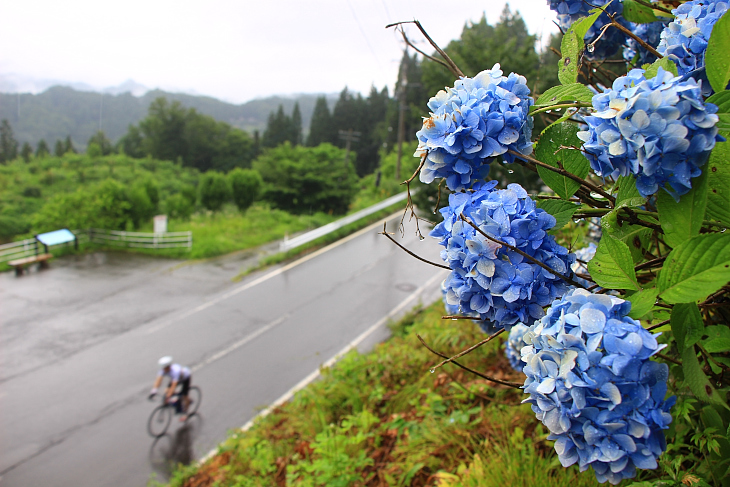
[507,150,616,206]
[391,25,452,72]
[404,153,426,185]
[430,328,505,372]
[460,214,586,289]
[646,319,670,331]
[386,20,464,78]
[634,256,666,272]
[417,334,522,388]
[656,352,682,366]
[379,223,450,270]
[443,315,480,320]
[607,15,663,59]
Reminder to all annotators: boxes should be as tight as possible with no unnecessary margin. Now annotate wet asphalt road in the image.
[0,216,447,486]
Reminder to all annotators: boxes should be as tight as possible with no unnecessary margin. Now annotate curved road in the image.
[0,215,447,486]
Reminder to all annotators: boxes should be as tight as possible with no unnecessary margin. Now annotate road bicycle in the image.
[147,385,202,437]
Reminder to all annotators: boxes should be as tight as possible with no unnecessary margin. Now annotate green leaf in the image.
[540,109,579,135]
[706,90,730,137]
[682,345,727,406]
[558,10,603,84]
[535,123,590,199]
[534,83,595,108]
[706,141,730,226]
[600,208,653,263]
[706,13,730,94]
[537,199,579,233]
[643,56,679,79]
[614,175,646,209]
[622,0,659,23]
[657,233,730,304]
[702,325,730,353]
[627,287,659,319]
[656,168,708,248]
[588,235,641,290]
[671,302,704,351]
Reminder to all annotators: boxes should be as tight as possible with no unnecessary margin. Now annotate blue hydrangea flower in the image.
[505,323,529,371]
[548,0,629,60]
[578,67,722,200]
[521,288,675,485]
[431,181,575,330]
[623,20,668,65]
[572,242,597,288]
[657,0,729,94]
[415,64,534,191]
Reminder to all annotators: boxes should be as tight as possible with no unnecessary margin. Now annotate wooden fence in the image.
[0,229,192,264]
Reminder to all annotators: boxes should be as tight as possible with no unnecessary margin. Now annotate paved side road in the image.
[0,215,447,486]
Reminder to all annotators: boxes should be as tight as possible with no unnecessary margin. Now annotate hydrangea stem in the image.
[379,223,450,270]
[424,328,508,374]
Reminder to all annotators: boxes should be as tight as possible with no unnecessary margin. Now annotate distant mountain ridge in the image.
[0,84,338,151]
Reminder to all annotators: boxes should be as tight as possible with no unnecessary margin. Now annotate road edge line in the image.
[197,269,445,465]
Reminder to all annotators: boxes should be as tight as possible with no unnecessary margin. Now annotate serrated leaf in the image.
[599,208,653,263]
[558,11,602,84]
[540,109,580,135]
[643,56,679,79]
[622,0,659,23]
[627,287,659,319]
[534,83,595,108]
[657,233,730,304]
[657,168,708,248]
[588,235,641,290]
[706,141,730,227]
[704,337,730,353]
[706,90,730,136]
[706,13,730,94]
[615,175,646,209]
[682,345,727,406]
[535,123,590,199]
[671,302,704,351]
[537,199,579,232]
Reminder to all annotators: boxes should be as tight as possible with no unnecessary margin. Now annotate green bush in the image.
[163,193,194,220]
[228,168,262,212]
[253,142,358,215]
[0,215,31,240]
[199,171,231,212]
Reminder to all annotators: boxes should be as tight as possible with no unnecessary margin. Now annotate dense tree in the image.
[20,142,33,162]
[64,135,76,154]
[261,105,291,149]
[139,98,188,162]
[36,139,50,158]
[421,7,540,98]
[291,102,302,146]
[0,119,18,163]
[54,139,64,157]
[87,130,114,156]
[198,171,231,212]
[306,96,335,147]
[117,125,145,158]
[253,142,358,215]
[228,168,262,212]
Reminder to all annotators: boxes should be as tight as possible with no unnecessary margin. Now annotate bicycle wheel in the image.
[147,405,172,437]
[185,386,202,417]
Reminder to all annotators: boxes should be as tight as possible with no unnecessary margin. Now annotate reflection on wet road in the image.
[0,216,446,486]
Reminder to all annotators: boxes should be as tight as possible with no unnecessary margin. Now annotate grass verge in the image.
[157,301,602,487]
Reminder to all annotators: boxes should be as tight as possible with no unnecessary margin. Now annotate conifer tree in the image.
[291,102,302,146]
[64,135,76,154]
[54,139,64,157]
[306,96,335,147]
[21,142,32,162]
[0,119,18,163]
[36,139,50,158]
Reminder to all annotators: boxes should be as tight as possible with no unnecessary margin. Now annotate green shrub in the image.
[199,171,231,212]
[228,168,262,212]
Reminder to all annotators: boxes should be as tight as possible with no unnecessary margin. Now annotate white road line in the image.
[197,269,446,465]
[190,314,289,373]
[142,212,402,336]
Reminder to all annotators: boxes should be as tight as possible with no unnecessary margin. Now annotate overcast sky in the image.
[0,1,559,104]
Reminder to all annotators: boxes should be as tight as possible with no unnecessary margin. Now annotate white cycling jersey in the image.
[158,363,191,382]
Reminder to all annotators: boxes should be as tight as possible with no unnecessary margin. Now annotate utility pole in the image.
[338,128,361,168]
[395,53,408,182]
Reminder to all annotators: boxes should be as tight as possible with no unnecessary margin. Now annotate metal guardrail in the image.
[279,191,409,252]
[0,229,192,264]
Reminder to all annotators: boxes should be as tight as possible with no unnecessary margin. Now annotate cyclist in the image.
[149,356,193,421]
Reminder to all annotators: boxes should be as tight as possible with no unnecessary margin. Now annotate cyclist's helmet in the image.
[158,356,173,368]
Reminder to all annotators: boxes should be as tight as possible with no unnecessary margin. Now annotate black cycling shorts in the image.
[179,377,191,396]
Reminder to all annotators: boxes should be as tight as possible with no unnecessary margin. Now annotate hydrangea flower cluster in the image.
[547,0,629,60]
[578,67,721,199]
[505,323,529,371]
[623,20,668,65]
[415,64,534,191]
[521,289,675,484]
[431,181,575,330]
[657,0,729,93]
